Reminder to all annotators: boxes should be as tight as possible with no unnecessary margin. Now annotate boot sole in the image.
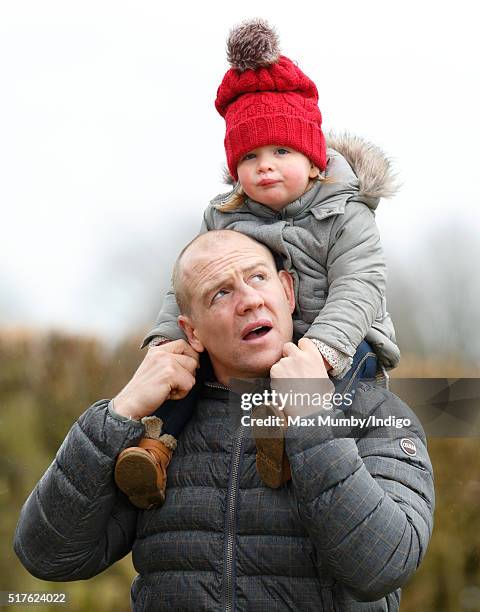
[114,449,165,509]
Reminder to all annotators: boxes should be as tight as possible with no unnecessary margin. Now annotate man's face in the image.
[178,233,295,385]
[236,145,319,211]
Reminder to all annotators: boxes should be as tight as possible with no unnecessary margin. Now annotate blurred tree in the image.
[387,222,480,365]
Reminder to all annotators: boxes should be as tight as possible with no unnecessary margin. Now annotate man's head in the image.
[173,230,295,385]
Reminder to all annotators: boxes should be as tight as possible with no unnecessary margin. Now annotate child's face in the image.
[237,145,319,211]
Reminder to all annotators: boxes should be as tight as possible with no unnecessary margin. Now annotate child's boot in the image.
[252,404,291,488]
[114,416,177,509]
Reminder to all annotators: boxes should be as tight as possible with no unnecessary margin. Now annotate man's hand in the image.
[113,340,200,420]
[270,338,331,379]
[270,338,335,417]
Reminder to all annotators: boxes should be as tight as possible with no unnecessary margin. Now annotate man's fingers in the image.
[270,356,291,377]
[163,339,200,364]
[173,354,199,374]
[282,342,300,357]
[297,337,318,354]
[168,367,196,400]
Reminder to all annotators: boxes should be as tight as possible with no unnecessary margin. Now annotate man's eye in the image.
[212,289,228,302]
[276,148,289,155]
[251,273,265,282]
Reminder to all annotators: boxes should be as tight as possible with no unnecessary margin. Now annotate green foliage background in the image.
[1,330,479,611]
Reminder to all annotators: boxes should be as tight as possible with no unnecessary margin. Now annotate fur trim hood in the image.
[222,132,399,206]
[325,132,399,201]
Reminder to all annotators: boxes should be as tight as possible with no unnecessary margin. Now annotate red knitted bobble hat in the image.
[215,19,326,181]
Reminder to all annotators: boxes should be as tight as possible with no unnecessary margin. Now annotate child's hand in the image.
[113,340,200,420]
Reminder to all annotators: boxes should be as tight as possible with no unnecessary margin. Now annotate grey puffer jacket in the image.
[14,382,434,611]
[144,134,401,371]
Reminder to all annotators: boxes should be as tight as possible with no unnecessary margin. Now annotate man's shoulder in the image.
[352,381,409,413]
[351,382,426,443]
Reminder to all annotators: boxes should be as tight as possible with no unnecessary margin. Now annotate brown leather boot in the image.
[255,438,292,488]
[114,437,175,509]
[252,404,292,489]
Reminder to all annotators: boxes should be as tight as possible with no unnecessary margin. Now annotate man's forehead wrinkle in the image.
[187,247,271,296]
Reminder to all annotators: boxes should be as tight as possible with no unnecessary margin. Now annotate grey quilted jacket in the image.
[144,134,401,371]
[14,382,434,611]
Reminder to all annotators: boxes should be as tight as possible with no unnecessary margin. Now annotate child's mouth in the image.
[258,179,279,187]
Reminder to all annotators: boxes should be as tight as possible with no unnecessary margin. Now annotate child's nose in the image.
[257,154,275,173]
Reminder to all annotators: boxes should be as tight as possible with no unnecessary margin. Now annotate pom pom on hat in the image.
[226,18,280,72]
[216,19,327,179]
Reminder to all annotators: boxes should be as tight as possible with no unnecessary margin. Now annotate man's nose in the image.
[236,284,264,314]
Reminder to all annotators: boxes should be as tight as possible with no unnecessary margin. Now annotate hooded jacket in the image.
[14,381,434,611]
[144,134,401,372]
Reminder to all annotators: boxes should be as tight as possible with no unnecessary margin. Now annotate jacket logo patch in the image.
[400,438,417,457]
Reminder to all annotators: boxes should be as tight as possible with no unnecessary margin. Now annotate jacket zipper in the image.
[204,381,230,391]
[223,425,246,612]
[203,379,244,611]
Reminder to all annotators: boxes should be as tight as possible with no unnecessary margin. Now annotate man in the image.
[14,230,434,611]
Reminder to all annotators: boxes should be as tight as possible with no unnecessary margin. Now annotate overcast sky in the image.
[1,1,479,340]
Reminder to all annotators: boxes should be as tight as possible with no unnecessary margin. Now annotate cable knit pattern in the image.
[216,56,326,179]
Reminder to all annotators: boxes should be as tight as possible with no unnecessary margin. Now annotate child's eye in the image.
[242,152,256,161]
[276,148,289,155]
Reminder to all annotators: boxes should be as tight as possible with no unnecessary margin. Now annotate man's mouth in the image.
[241,320,273,341]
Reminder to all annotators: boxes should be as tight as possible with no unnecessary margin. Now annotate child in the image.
[114,19,401,509]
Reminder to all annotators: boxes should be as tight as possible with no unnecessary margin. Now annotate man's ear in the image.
[178,315,205,353]
[278,270,295,314]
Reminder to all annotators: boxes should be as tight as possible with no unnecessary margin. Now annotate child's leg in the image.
[332,340,377,399]
[154,394,198,438]
[114,354,209,508]
[252,402,291,489]
[255,340,377,489]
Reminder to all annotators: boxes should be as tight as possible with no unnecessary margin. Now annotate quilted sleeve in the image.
[13,400,144,581]
[285,385,434,601]
[304,201,385,358]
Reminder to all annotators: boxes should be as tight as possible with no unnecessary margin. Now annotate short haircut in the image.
[172,230,277,315]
